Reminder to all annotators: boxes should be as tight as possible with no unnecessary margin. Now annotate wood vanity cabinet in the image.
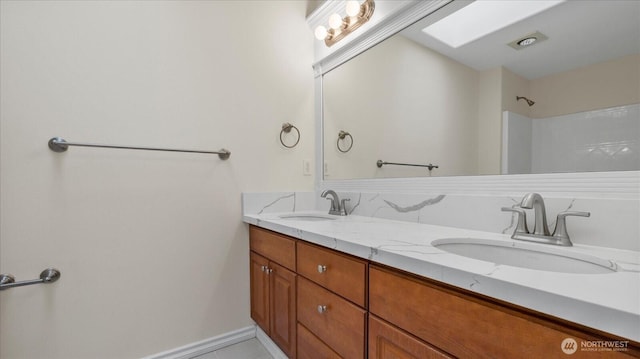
[296,241,368,359]
[249,227,297,358]
[249,226,368,358]
[249,225,639,358]
[369,264,639,358]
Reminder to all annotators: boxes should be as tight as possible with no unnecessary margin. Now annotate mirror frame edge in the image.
[313,0,639,199]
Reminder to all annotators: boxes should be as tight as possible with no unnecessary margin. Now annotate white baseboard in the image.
[255,327,289,359]
[142,326,256,359]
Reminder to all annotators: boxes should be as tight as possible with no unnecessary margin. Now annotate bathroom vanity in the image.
[248,0,640,357]
[245,212,640,358]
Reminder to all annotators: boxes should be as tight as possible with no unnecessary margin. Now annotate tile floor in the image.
[191,338,274,359]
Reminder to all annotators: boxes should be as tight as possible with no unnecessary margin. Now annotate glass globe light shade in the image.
[328,13,343,29]
[345,1,361,17]
[314,25,328,40]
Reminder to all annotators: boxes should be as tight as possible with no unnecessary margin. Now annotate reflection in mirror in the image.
[323,0,640,180]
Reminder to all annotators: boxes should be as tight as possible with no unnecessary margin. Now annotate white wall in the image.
[0,1,314,358]
[530,54,640,119]
[476,67,502,175]
[323,35,479,179]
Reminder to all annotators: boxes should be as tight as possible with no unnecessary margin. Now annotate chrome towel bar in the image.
[377,160,438,171]
[0,268,61,291]
[48,137,230,160]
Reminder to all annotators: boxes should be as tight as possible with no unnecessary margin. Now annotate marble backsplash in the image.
[242,191,317,215]
[242,191,639,252]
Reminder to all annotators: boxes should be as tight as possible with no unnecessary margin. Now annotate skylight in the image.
[422,0,564,48]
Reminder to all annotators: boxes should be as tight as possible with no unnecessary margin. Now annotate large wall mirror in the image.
[322,0,639,180]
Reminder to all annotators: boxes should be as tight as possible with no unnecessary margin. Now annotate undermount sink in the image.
[278,214,337,221]
[432,238,617,274]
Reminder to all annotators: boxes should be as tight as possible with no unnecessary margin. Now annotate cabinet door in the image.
[250,252,270,334]
[369,315,453,359]
[270,261,297,359]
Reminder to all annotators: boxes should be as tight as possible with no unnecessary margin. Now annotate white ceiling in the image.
[401,0,640,80]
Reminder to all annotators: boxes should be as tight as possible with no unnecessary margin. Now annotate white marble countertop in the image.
[244,211,640,342]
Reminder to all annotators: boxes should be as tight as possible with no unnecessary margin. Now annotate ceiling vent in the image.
[508,31,548,50]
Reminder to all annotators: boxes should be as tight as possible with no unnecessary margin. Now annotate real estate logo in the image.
[561,338,578,355]
[561,338,630,355]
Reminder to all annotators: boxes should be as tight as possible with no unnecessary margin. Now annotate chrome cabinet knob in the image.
[261,265,267,272]
[317,305,327,314]
[317,265,327,273]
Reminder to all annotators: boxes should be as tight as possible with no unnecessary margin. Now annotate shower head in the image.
[516,96,535,107]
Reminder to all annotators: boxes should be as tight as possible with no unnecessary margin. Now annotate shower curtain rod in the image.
[48,137,230,160]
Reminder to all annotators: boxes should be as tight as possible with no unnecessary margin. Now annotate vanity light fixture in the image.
[314,0,375,47]
[422,0,563,48]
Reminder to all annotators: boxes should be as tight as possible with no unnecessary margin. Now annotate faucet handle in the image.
[557,211,590,218]
[501,206,529,235]
[552,211,590,246]
[340,198,350,216]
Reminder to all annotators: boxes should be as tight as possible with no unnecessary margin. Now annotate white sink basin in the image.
[278,214,337,221]
[432,238,617,274]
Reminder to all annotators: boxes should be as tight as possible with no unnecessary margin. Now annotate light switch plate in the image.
[303,159,312,176]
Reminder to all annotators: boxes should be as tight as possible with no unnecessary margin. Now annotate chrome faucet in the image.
[321,189,349,216]
[502,193,590,246]
[520,193,550,236]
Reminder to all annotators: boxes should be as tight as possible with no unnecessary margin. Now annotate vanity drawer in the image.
[369,315,453,359]
[297,276,366,359]
[249,226,296,271]
[297,241,367,307]
[297,323,341,359]
[369,265,628,358]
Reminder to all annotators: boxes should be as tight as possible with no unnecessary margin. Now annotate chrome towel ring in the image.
[280,123,300,148]
[337,130,353,153]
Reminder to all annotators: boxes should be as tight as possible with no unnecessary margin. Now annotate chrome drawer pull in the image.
[317,305,328,314]
[317,265,327,273]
